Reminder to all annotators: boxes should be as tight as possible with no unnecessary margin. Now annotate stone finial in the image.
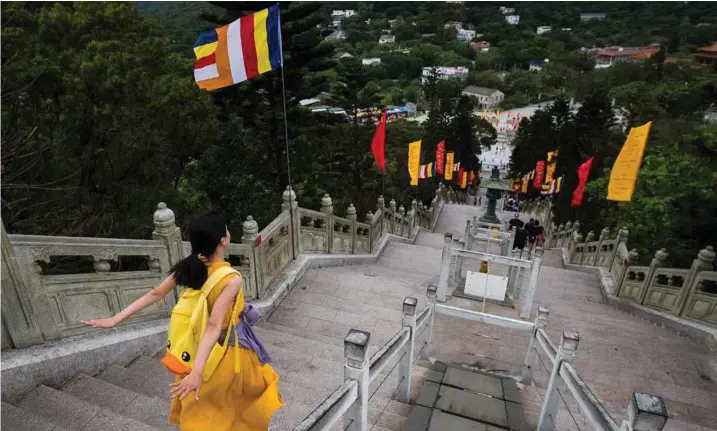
[242,215,259,241]
[573,220,580,233]
[399,205,405,216]
[536,306,549,329]
[697,246,715,267]
[558,223,565,231]
[534,247,545,258]
[565,221,573,230]
[321,193,333,214]
[626,392,668,430]
[153,202,176,232]
[426,284,437,300]
[560,330,580,358]
[344,329,371,368]
[403,297,418,316]
[377,195,385,210]
[282,186,297,211]
[600,227,610,240]
[346,203,357,221]
[618,227,630,243]
[444,232,453,243]
[654,248,669,265]
[628,249,639,263]
[389,199,397,211]
[576,233,584,243]
[586,231,596,242]
[412,199,418,211]
[365,211,374,223]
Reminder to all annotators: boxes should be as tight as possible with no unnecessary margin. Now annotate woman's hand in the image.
[80,316,119,329]
[172,370,202,401]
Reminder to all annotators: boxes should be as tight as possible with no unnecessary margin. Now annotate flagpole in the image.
[280,65,296,260]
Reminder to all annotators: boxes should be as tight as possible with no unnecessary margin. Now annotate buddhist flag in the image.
[468,171,474,185]
[435,141,445,175]
[572,157,593,207]
[445,152,454,180]
[533,160,545,189]
[408,140,421,186]
[454,162,461,172]
[193,5,283,91]
[427,162,434,178]
[555,176,564,193]
[545,150,558,183]
[608,122,652,201]
[540,180,554,196]
[371,110,387,173]
[460,171,468,189]
[521,175,529,193]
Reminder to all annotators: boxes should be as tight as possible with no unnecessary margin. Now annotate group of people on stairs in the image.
[509,213,545,254]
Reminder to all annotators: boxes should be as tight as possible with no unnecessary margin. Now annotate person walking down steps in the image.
[82,210,283,430]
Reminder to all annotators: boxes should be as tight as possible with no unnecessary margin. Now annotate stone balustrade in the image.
[1,183,465,350]
[546,220,717,329]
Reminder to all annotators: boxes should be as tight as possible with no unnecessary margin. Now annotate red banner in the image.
[457,167,464,184]
[435,141,445,175]
[533,160,545,189]
[571,157,594,207]
[371,110,387,173]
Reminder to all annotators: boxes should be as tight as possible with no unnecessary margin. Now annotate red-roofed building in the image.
[696,41,717,69]
[593,43,662,68]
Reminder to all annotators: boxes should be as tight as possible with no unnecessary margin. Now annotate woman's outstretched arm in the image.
[81,273,178,328]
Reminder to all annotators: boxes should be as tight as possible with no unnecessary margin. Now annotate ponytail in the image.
[170,253,209,290]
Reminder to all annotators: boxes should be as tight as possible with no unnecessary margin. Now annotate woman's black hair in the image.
[170,210,228,289]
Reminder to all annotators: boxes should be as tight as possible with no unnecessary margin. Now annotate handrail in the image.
[535,328,556,363]
[292,379,358,431]
[560,362,620,431]
[416,305,431,329]
[435,303,535,331]
[451,248,533,268]
[368,327,410,383]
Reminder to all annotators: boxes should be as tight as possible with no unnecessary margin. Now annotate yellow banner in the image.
[445,152,454,180]
[607,121,652,201]
[545,150,558,183]
[460,171,467,189]
[408,140,421,186]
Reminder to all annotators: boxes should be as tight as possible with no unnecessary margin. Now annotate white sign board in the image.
[465,271,508,301]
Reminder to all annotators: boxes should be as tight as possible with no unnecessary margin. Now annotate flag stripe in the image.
[253,8,272,74]
[240,14,259,80]
[227,20,247,84]
[194,64,219,81]
[197,25,234,91]
[194,42,218,58]
[194,53,216,70]
[194,29,218,47]
[267,5,283,69]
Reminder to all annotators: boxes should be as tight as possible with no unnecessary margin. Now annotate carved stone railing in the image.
[546,219,716,328]
[1,183,461,349]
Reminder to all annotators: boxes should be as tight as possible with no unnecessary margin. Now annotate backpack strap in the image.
[199,266,239,297]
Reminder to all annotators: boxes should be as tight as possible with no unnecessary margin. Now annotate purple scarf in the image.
[220,304,273,365]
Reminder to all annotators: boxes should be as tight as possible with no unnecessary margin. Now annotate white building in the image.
[529,59,549,71]
[325,30,346,41]
[379,35,396,44]
[536,26,552,35]
[332,10,356,19]
[362,58,381,66]
[462,86,504,109]
[505,15,520,25]
[388,19,397,28]
[444,22,463,30]
[561,27,572,32]
[499,7,515,14]
[457,29,476,41]
[421,66,469,84]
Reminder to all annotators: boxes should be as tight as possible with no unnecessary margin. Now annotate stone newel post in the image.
[389,199,397,235]
[637,248,669,304]
[673,245,716,315]
[321,194,334,253]
[538,330,580,430]
[609,227,629,271]
[437,232,454,302]
[398,205,406,237]
[344,329,371,431]
[282,186,299,260]
[397,297,417,403]
[152,202,184,267]
[241,216,262,298]
[347,204,357,254]
[520,306,549,385]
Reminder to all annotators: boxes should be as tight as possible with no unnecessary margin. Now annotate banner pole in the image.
[280,65,296,260]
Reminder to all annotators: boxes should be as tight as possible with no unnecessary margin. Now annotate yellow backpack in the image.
[160,266,240,381]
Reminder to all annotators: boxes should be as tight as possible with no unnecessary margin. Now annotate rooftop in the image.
[597,44,661,58]
[698,41,717,54]
[463,85,502,96]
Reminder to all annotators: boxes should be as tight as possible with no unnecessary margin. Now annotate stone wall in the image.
[547,221,717,329]
[1,184,459,350]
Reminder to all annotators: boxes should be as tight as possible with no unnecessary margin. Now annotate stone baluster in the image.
[571,233,583,263]
[152,202,184,267]
[520,306,549,385]
[241,216,262,298]
[321,194,334,253]
[437,233,454,302]
[389,199,397,235]
[520,247,544,319]
[594,227,610,267]
[609,227,629,271]
[376,195,385,237]
[615,249,639,297]
[673,245,716,315]
[537,330,580,431]
[282,186,299,260]
[564,221,573,248]
[569,221,581,256]
[1,220,47,347]
[580,231,595,265]
[621,393,668,430]
[424,285,437,359]
[397,297,417,403]
[556,224,565,248]
[549,222,558,248]
[507,248,523,298]
[411,200,418,235]
[635,248,669,304]
[344,329,371,431]
[365,211,375,253]
[398,205,406,238]
[347,204,357,254]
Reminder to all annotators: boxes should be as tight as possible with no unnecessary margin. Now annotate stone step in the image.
[98,363,173,400]
[62,373,173,430]
[15,384,159,430]
[253,322,344,362]
[1,401,68,431]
